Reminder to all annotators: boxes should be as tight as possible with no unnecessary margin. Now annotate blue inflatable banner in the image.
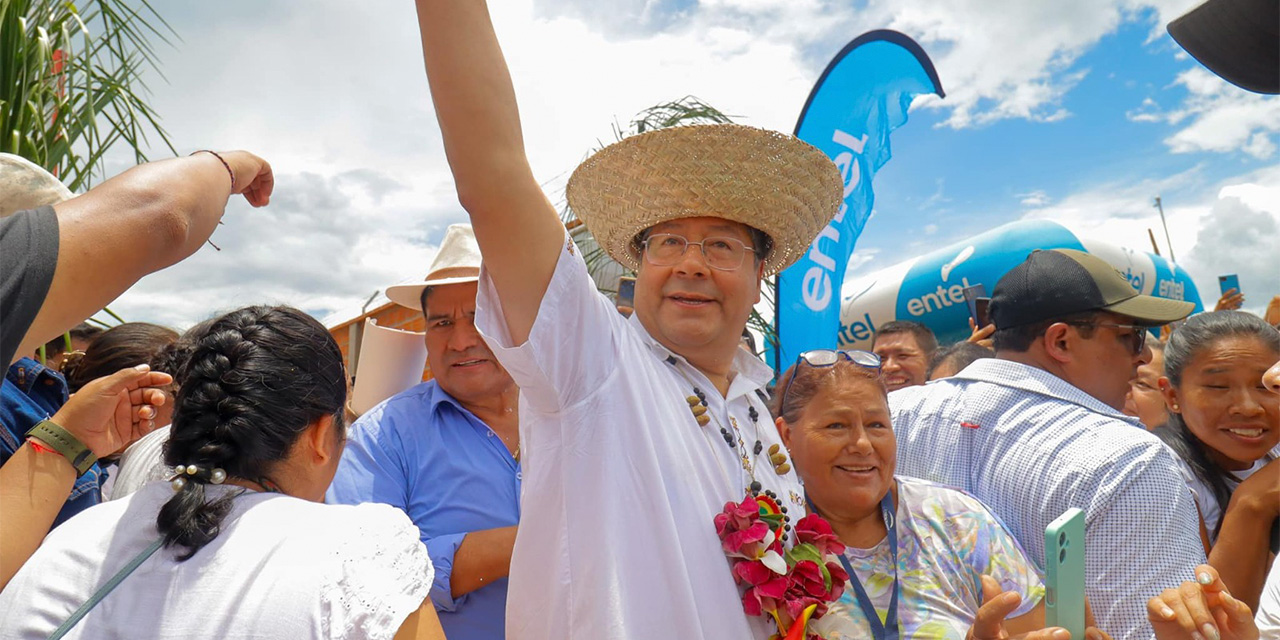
[773,30,944,371]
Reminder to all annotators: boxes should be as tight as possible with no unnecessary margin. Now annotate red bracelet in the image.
[192,150,236,192]
[26,437,61,456]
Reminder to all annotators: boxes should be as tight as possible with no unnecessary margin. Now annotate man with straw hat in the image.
[413,1,841,638]
[329,223,521,640]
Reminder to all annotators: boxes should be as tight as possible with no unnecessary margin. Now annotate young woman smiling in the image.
[1157,311,1280,609]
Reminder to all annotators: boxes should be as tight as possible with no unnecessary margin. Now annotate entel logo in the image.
[1159,279,1185,300]
[906,276,975,317]
[800,129,869,312]
[1121,266,1144,293]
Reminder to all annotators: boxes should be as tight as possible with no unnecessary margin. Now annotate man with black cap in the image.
[891,248,1202,640]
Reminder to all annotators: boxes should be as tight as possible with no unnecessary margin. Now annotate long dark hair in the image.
[1156,311,1280,540]
[62,322,179,393]
[157,306,346,560]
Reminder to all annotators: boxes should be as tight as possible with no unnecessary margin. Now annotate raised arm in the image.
[14,151,274,364]
[415,0,565,344]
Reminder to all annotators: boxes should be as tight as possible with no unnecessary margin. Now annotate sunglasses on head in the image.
[778,349,882,410]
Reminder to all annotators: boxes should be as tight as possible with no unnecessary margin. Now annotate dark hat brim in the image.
[1168,0,1280,94]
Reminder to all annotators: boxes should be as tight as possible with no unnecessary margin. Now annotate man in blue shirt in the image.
[328,224,519,640]
[0,357,104,526]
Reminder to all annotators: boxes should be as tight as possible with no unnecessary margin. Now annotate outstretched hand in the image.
[968,576,1109,640]
[1148,565,1258,640]
[222,150,274,207]
[50,365,173,458]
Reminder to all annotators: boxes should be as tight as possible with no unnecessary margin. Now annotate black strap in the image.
[48,538,163,640]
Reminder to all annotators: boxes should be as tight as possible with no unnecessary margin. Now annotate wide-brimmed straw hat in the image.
[386,223,482,310]
[565,124,843,276]
[0,153,73,217]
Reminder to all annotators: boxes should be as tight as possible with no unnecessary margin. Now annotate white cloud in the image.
[1126,67,1280,159]
[1019,190,1051,206]
[93,0,1260,329]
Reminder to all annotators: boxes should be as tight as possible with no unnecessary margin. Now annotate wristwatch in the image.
[27,420,98,477]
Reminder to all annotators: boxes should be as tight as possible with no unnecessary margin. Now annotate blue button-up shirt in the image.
[327,380,520,640]
[0,358,103,526]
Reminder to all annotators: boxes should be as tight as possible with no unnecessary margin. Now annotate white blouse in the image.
[0,482,431,639]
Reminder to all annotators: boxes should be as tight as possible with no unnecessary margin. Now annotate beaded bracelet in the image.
[191,150,236,192]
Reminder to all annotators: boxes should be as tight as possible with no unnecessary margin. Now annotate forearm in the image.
[16,154,235,358]
[448,525,517,599]
[415,0,562,342]
[0,442,77,590]
[1208,493,1275,610]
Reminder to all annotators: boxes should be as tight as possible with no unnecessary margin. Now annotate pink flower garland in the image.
[716,496,850,640]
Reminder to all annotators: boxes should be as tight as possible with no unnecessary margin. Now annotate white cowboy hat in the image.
[386,223,482,310]
[565,123,843,276]
[0,153,73,217]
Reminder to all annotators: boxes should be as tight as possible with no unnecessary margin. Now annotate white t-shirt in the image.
[1257,558,1280,637]
[0,482,432,639]
[475,234,806,640]
[1176,447,1277,540]
[107,424,172,500]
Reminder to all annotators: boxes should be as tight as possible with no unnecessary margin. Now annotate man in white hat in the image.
[328,223,520,640]
[413,2,843,639]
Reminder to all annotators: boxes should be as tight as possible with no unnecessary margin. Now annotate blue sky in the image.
[93,0,1278,329]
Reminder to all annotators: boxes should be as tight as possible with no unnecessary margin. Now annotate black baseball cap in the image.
[1168,0,1279,95]
[990,249,1196,329]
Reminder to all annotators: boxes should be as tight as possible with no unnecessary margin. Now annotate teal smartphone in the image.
[1045,508,1086,639]
[1218,274,1241,297]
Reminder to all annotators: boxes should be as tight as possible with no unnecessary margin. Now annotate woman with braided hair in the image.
[0,306,446,640]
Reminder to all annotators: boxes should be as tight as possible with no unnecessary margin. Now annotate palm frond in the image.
[0,0,177,189]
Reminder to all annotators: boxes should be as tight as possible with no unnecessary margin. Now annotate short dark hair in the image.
[873,321,938,356]
[991,311,1100,353]
[926,341,994,378]
[630,225,774,265]
[62,323,179,393]
[43,322,103,355]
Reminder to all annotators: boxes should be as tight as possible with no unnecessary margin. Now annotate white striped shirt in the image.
[890,358,1205,640]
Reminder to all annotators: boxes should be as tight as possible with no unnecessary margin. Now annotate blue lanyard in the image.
[811,491,900,640]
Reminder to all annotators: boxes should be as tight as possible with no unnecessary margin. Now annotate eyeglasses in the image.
[641,234,757,271]
[778,349,882,411]
[1064,321,1149,356]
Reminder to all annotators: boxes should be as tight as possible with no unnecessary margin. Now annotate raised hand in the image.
[221,150,274,207]
[50,364,173,457]
[1147,565,1258,640]
[967,317,995,349]
[1214,289,1245,312]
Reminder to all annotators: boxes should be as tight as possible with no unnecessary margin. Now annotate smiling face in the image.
[1164,335,1280,470]
[633,217,764,365]
[422,281,515,405]
[872,332,929,391]
[778,370,895,525]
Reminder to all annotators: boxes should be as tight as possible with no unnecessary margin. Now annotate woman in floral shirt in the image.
[772,350,1048,639]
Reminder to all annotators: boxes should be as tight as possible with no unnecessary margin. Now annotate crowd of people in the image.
[0,0,1278,639]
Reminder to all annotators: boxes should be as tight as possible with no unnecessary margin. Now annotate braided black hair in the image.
[157,306,346,560]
